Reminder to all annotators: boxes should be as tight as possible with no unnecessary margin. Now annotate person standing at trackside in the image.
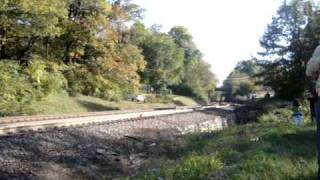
[292,99,304,126]
[306,45,320,179]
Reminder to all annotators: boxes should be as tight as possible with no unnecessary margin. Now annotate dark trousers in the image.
[314,101,320,179]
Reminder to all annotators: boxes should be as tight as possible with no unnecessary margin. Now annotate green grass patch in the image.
[23,92,198,116]
[132,99,318,179]
[170,95,198,106]
[136,155,223,180]
[134,123,317,180]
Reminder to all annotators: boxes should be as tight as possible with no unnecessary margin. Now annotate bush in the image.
[156,94,173,104]
[65,65,127,102]
[258,108,292,123]
[144,94,161,103]
[0,58,66,116]
[0,61,36,115]
[170,155,223,179]
[27,57,66,96]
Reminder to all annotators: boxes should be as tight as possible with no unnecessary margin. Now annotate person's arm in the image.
[306,45,320,78]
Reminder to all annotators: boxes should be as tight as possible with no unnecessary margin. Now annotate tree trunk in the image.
[0,43,5,60]
[0,29,6,59]
[64,42,71,64]
[18,36,39,65]
[44,37,49,58]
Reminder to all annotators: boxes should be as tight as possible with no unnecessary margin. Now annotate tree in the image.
[62,0,146,100]
[222,60,261,101]
[168,26,217,102]
[237,81,255,98]
[0,0,68,62]
[235,60,260,76]
[257,0,320,99]
[140,32,184,90]
[0,0,218,115]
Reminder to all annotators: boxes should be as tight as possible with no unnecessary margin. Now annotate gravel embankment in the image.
[0,110,234,180]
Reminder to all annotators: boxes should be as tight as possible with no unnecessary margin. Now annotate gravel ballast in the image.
[0,110,234,180]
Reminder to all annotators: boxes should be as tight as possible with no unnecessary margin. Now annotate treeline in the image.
[222,60,262,101]
[0,0,216,114]
[224,0,320,100]
[131,24,216,102]
[257,0,320,99]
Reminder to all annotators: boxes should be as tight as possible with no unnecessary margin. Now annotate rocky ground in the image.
[0,109,234,180]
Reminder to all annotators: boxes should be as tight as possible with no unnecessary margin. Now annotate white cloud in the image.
[133,0,282,85]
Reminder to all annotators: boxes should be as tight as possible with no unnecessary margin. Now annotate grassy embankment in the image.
[133,99,318,180]
[26,92,198,116]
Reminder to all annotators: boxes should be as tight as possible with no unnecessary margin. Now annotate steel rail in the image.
[0,104,233,136]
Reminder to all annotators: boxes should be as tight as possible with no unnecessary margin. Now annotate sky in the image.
[133,0,282,86]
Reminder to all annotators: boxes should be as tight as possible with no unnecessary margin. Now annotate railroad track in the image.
[0,104,233,136]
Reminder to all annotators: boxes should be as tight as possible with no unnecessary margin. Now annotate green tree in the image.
[237,81,255,97]
[0,0,218,115]
[140,32,184,90]
[257,0,320,99]
[0,0,68,62]
[61,0,146,100]
[222,60,261,101]
[168,26,217,102]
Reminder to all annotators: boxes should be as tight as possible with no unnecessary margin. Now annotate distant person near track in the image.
[291,99,303,126]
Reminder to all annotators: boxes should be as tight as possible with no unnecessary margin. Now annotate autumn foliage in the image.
[0,0,216,115]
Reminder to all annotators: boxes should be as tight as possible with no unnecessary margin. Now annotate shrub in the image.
[144,94,161,103]
[258,108,291,123]
[0,61,36,115]
[65,65,126,102]
[0,58,66,116]
[170,155,223,179]
[27,57,66,96]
